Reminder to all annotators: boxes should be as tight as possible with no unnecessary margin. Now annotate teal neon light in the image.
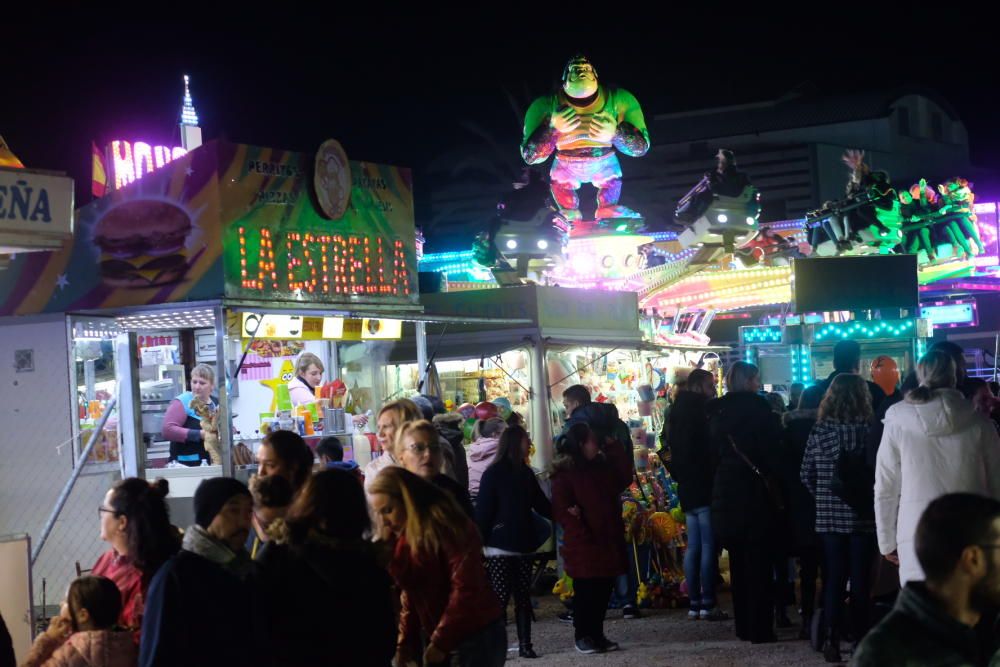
[814,319,916,342]
[790,344,813,384]
[421,250,476,262]
[741,326,783,344]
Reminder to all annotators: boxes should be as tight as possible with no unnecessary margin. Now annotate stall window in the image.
[383,348,532,431]
[547,346,721,451]
[73,336,119,465]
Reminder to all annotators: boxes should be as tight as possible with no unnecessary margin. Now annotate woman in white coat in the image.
[874,349,1000,584]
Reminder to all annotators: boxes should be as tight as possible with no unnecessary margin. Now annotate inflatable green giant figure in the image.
[521,55,650,223]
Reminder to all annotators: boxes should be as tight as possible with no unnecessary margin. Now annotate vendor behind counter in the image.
[161,363,218,466]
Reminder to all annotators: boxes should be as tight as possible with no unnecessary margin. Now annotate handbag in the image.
[728,435,785,512]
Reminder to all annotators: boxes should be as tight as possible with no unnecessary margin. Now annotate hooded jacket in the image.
[467,435,502,498]
[875,388,1000,584]
[22,630,137,667]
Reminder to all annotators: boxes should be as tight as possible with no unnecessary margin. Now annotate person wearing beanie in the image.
[139,478,257,667]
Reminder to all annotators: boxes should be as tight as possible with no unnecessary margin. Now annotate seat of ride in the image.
[678,186,760,251]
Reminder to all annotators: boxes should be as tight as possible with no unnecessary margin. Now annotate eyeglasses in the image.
[98,507,121,518]
[405,442,442,455]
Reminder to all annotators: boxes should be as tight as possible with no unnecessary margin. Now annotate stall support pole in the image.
[117,333,143,478]
[216,305,233,478]
[529,337,553,470]
[415,321,428,389]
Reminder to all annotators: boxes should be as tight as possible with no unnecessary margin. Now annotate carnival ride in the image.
[424,146,997,343]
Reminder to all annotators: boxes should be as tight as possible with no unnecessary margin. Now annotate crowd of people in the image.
[663,337,1000,665]
[9,337,1000,666]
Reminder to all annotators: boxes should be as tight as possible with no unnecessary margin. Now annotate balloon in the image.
[474,401,499,420]
[457,402,476,419]
[463,417,477,442]
[492,397,513,419]
[870,355,900,397]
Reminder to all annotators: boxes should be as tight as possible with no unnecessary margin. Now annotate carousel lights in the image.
[537,239,549,250]
[717,214,728,223]
[505,239,518,250]
[421,250,476,262]
[741,326,782,343]
[814,319,915,341]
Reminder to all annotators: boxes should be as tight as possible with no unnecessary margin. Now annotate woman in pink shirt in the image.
[91,478,180,635]
[287,352,324,406]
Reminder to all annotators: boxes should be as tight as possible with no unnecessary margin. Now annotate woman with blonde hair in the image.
[364,399,422,492]
[161,364,216,466]
[876,350,1000,585]
[369,468,505,667]
[396,420,474,518]
[287,352,324,405]
[800,374,875,662]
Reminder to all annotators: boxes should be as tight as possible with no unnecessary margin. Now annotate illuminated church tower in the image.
[179,74,202,151]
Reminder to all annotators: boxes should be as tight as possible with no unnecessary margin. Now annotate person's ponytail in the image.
[906,350,957,405]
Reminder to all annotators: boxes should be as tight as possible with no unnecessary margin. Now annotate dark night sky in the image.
[6,7,999,237]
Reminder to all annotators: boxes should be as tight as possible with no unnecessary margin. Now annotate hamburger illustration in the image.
[93,200,192,288]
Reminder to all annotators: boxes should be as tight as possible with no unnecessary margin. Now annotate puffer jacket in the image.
[875,388,1000,584]
[22,630,137,667]
[467,436,501,497]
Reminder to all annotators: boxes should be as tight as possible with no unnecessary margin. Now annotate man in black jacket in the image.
[140,478,257,667]
[853,493,1000,666]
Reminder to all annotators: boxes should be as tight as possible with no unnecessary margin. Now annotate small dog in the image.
[190,397,222,465]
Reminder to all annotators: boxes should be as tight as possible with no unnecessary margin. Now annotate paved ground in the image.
[510,594,844,666]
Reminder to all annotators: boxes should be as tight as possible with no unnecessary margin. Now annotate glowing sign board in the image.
[109,140,187,190]
[919,300,978,328]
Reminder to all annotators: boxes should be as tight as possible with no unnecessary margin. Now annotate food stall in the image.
[0,138,439,514]
[387,285,727,467]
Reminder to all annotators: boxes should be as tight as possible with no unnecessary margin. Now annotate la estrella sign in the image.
[0,167,74,253]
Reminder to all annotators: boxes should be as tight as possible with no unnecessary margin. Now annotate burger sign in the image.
[92,199,195,288]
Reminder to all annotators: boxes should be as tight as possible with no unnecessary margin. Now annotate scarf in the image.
[182,525,254,579]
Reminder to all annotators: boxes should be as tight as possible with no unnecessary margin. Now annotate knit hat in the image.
[194,478,251,528]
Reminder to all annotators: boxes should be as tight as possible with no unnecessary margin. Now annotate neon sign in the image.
[109,140,187,190]
[919,300,978,328]
[237,226,412,298]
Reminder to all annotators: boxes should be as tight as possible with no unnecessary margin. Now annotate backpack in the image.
[829,441,875,519]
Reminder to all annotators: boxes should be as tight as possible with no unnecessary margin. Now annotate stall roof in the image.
[419,285,644,340]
